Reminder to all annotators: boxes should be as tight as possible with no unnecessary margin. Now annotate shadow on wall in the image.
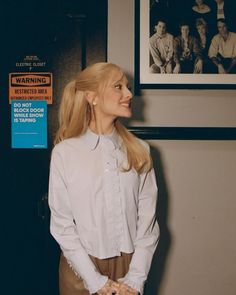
[145,145,171,295]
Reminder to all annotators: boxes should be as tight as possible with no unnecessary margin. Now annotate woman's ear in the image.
[85,91,97,105]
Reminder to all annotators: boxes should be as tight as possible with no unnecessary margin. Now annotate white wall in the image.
[108,1,236,294]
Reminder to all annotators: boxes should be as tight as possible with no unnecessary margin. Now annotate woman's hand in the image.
[97,279,120,295]
[218,64,226,74]
[96,280,140,295]
[194,59,203,73]
[173,64,181,74]
[116,282,139,295]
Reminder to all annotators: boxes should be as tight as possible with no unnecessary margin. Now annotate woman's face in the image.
[94,73,133,121]
[181,25,190,38]
[197,24,206,35]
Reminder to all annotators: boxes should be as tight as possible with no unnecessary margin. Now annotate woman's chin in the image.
[120,110,132,118]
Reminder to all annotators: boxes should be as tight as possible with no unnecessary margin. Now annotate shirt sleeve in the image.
[166,34,174,62]
[232,34,236,57]
[208,35,219,58]
[192,37,202,60]
[118,152,160,294]
[173,37,181,64]
[149,36,163,67]
[48,148,108,294]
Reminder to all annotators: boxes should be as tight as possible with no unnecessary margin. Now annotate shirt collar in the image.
[219,32,231,41]
[83,128,122,151]
[156,32,166,39]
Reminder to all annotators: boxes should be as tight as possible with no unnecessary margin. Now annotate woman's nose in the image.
[125,86,133,99]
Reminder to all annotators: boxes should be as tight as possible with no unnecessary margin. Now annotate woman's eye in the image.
[114,84,122,90]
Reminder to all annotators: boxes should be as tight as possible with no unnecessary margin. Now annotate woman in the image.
[48,62,159,295]
[195,18,215,73]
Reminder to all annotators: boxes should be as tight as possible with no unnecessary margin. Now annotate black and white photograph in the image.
[137,0,236,88]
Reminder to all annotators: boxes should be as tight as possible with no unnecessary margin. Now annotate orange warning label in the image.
[9,72,53,104]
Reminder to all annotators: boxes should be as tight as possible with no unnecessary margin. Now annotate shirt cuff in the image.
[118,276,144,295]
[85,276,108,294]
[65,255,108,294]
[155,61,163,67]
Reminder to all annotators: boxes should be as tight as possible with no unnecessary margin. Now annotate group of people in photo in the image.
[149,0,236,74]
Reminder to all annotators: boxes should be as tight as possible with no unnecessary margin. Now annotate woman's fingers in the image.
[116,283,139,295]
[98,280,139,295]
[97,279,118,294]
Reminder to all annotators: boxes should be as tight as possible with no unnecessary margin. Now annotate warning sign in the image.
[9,72,53,104]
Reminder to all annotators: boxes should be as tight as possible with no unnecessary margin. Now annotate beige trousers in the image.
[59,252,133,295]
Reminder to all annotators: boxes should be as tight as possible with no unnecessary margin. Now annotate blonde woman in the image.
[48,62,159,295]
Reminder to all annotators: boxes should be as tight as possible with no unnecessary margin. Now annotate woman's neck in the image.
[89,119,115,135]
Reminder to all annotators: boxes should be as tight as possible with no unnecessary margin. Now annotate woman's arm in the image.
[48,148,108,294]
[118,147,160,294]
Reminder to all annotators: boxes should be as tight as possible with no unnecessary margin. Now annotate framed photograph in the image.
[135,0,236,89]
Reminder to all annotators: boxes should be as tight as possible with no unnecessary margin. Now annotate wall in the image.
[108,1,236,294]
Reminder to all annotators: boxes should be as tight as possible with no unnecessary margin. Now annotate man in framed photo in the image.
[149,18,174,73]
[208,18,236,73]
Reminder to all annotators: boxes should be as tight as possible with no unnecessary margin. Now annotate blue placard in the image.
[11,100,47,149]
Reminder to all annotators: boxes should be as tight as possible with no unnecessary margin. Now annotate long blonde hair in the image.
[54,62,152,173]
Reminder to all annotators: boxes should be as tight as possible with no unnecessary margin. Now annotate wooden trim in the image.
[128,127,236,140]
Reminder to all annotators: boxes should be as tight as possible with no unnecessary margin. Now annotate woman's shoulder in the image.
[166,32,174,40]
[137,137,150,152]
[192,5,199,13]
[192,4,211,13]
[52,136,84,155]
[203,4,211,13]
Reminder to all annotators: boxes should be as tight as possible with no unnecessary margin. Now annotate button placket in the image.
[102,137,123,252]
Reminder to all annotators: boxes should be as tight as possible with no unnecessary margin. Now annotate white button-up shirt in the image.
[48,129,159,294]
[208,32,236,59]
[150,32,174,66]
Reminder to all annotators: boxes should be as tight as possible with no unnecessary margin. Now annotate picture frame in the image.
[135,0,236,89]
[128,126,236,140]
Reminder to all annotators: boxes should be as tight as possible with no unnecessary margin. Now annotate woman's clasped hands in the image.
[97,279,139,295]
